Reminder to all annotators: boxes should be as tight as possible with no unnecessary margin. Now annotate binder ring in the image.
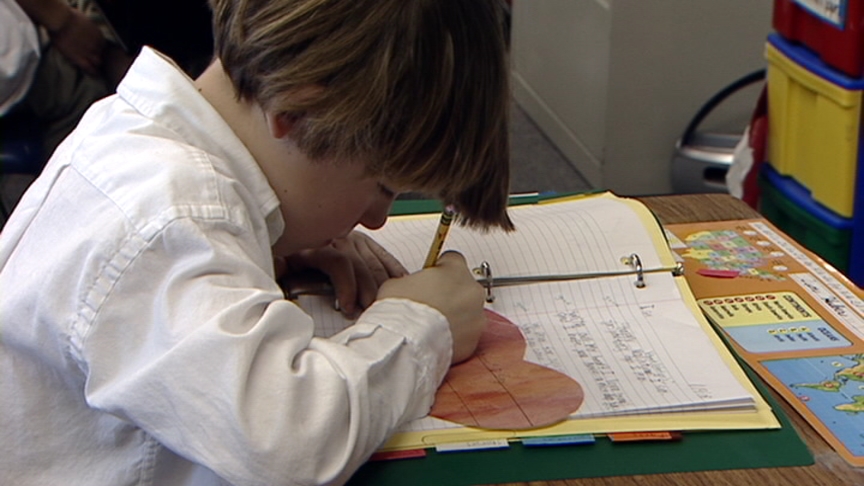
[475,261,495,303]
[627,253,646,288]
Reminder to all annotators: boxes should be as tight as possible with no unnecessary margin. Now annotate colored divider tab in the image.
[521,434,596,447]
[435,439,510,453]
[369,449,428,461]
[608,431,683,442]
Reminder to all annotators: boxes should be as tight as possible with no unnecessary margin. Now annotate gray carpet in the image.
[509,102,593,195]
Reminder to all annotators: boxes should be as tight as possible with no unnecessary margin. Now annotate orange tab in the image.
[608,431,682,442]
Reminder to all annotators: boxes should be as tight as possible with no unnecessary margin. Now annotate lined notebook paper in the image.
[296,193,761,435]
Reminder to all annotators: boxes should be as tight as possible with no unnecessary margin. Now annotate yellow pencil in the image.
[422,206,457,268]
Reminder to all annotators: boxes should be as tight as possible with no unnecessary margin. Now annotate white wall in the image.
[511,0,773,195]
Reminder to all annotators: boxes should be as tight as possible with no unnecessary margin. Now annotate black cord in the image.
[680,69,766,147]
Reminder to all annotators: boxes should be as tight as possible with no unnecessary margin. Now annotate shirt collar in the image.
[117,47,284,245]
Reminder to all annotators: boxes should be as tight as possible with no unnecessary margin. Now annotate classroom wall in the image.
[511,0,772,195]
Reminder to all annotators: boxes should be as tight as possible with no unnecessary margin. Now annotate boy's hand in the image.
[280,231,407,318]
[377,252,486,364]
[49,8,106,77]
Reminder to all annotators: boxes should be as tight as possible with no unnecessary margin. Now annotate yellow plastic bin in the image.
[766,34,862,218]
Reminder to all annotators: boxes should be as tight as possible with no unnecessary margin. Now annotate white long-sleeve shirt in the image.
[0,0,40,115]
[0,47,452,486]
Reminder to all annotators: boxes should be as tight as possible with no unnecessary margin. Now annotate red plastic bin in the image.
[773,0,864,78]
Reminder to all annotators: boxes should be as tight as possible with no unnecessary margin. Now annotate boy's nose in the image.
[358,196,395,230]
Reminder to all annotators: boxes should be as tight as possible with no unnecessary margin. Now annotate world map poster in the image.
[665,218,864,466]
[763,354,864,457]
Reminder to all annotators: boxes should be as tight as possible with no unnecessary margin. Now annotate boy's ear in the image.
[265,112,296,140]
[265,85,324,139]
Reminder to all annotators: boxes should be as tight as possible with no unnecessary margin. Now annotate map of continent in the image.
[763,354,864,456]
[791,354,864,413]
[681,230,785,281]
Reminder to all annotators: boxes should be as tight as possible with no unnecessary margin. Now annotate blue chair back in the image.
[0,112,44,175]
[0,112,44,221]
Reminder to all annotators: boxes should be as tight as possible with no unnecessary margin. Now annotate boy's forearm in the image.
[14,0,74,33]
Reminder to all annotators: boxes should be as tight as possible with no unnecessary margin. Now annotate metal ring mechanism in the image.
[473,261,495,303]
[627,253,646,288]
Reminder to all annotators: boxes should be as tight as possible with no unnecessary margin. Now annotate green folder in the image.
[348,365,812,485]
[347,193,814,485]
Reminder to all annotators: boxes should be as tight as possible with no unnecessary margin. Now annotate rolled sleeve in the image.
[328,298,452,420]
[79,217,453,485]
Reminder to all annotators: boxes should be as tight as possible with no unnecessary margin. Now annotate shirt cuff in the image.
[356,298,452,407]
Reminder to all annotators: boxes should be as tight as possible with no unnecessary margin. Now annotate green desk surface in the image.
[390,192,552,217]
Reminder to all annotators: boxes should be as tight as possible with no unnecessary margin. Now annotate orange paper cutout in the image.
[430,309,584,430]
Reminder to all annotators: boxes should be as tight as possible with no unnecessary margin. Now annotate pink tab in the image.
[697,269,740,278]
[369,449,427,461]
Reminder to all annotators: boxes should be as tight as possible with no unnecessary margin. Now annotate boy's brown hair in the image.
[209,0,513,230]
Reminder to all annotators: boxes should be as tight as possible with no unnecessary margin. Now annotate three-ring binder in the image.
[473,253,684,303]
[282,253,684,303]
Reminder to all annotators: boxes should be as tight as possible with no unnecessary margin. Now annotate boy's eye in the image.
[378,183,397,198]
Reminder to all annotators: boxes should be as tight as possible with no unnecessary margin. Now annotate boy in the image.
[0,0,512,484]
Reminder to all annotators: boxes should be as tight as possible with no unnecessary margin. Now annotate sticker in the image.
[793,0,846,27]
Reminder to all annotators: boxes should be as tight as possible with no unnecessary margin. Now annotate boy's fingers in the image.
[369,243,408,278]
[435,250,467,267]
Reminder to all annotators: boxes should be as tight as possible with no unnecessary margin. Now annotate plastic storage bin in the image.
[773,0,864,78]
[759,164,853,274]
[852,173,863,289]
[765,33,862,218]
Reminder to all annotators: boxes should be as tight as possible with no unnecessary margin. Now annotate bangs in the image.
[365,1,513,230]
